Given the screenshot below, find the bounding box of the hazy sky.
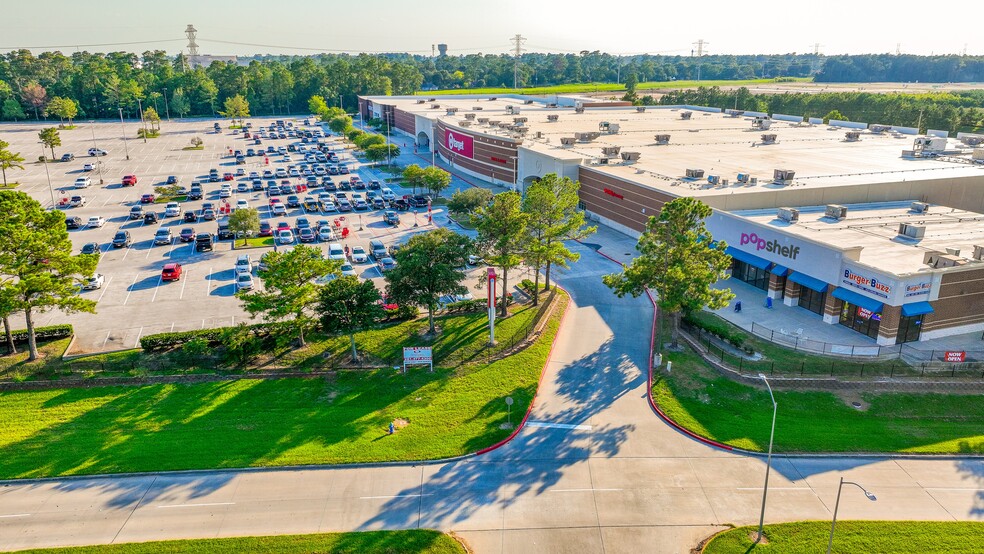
[2,0,980,57]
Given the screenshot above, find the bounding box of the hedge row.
[8,324,74,344]
[444,299,486,314]
[140,328,225,351]
[683,313,748,350]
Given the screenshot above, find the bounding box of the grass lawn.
[0,182,20,189]
[233,236,275,248]
[153,195,188,204]
[417,78,811,96]
[0,292,567,478]
[182,145,205,150]
[702,521,984,553]
[14,530,464,554]
[654,347,984,454]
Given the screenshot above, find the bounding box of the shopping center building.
[359,93,984,344]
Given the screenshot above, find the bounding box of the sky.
[2,0,981,57]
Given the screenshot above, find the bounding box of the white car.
[327,242,345,261]
[237,182,249,193]
[271,203,287,216]
[82,273,105,290]
[88,148,107,156]
[322,200,337,212]
[236,199,249,211]
[275,168,287,178]
[235,254,252,275]
[74,176,91,189]
[249,171,260,179]
[219,185,232,198]
[82,163,95,172]
[317,226,335,242]
[235,273,254,291]
[164,202,181,217]
[288,169,300,178]
[86,216,105,228]
[339,262,357,277]
[380,187,396,201]
[349,245,368,263]
[283,154,292,162]
[277,229,294,245]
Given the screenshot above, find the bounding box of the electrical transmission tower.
[185,25,199,56]
[692,39,708,81]
[511,34,526,89]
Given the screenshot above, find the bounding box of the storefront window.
[732,260,770,291]
[839,303,881,340]
[896,314,922,344]
[797,287,825,316]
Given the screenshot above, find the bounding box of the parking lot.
[2,116,492,354]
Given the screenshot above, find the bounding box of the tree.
[328,114,353,134]
[20,82,47,120]
[525,174,596,293]
[0,283,18,355]
[308,95,328,115]
[45,97,78,127]
[170,88,190,118]
[219,94,250,127]
[365,143,399,163]
[2,98,26,121]
[474,191,528,317]
[385,228,473,334]
[38,128,60,161]
[228,207,260,246]
[0,191,97,360]
[354,133,385,150]
[402,164,426,193]
[0,140,26,187]
[448,187,492,215]
[317,276,384,362]
[602,197,734,346]
[422,166,452,198]
[143,106,161,131]
[823,109,846,123]
[237,245,338,347]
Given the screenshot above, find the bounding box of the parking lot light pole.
[827,478,876,554]
[39,142,55,208]
[118,108,130,160]
[163,87,171,121]
[755,373,777,543]
[89,121,105,184]
[137,98,147,143]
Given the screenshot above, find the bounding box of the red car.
[276,221,291,233]
[258,222,273,237]
[140,193,155,203]
[122,174,138,186]
[161,263,183,282]
[223,173,234,181]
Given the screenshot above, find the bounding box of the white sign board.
[403,346,433,373]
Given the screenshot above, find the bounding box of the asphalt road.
[0,229,981,553]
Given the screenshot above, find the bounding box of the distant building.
[187,55,242,68]
[437,44,448,57]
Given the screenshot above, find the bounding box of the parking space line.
[205,267,212,296]
[179,271,189,299]
[122,274,139,305]
[145,242,155,259]
[102,330,112,348]
[121,244,132,262]
[170,322,175,332]
[133,326,143,348]
[150,275,163,302]
[96,275,113,303]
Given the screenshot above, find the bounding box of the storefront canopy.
[832,287,884,313]
[788,271,828,292]
[901,301,934,317]
[771,265,790,277]
[725,247,773,270]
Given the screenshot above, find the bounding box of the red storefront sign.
[491,156,507,164]
[603,188,624,199]
[445,129,474,158]
[944,351,966,362]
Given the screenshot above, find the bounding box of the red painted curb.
[474,285,571,457]
[581,239,735,452]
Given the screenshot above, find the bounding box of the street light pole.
[40,144,55,209]
[137,98,147,143]
[163,87,171,121]
[827,477,876,554]
[755,373,777,543]
[386,117,391,166]
[89,121,104,184]
[118,107,130,160]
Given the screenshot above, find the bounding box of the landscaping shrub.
[445,299,485,314]
[683,312,745,349]
[221,324,264,366]
[140,328,224,351]
[9,324,74,344]
[519,279,537,295]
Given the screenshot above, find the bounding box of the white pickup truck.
[69,195,87,207]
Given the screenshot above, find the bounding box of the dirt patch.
[834,390,869,411]
[749,531,769,545]
[393,418,410,429]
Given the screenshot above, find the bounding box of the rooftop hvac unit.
[777,207,799,223]
[654,134,670,144]
[946,247,961,256]
[416,99,426,104]
[620,151,641,162]
[431,104,441,109]
[513,117,528,124]
[845,131,861,141]
[962,136,984,146]
[750,177,758,185]
[924,252,962,268]
[575,106,585,114]
[637,106,647,113]
[597,157,609,165]
[515,127,529,135]
[910,201,930,214]
[547,114,559,122]
[870,124,892,133]
[534,131,543,139]
[472,106,484,111]
[599,121,611,131]
[498,122,511,129]
[446,108,458,115]
[488,120,500,126]
[685,168,705,179]
[680,111,692,119]
[506,105,520,114]
[707,175,720,185]
[914,136,947,153]
[774,169,796,183]
[546,102,558,108]
[459,120,472,127]
[736,173,750,183]
[427,98,437,101]
[721,178,729,186]
[761,133,777,144]
[825,204,848,220]
[464,113,476,120]
[560,137,576,146]
[576,131,601,142]
[601,146,622,156]
[753,117,772,129]
[973,245,984,261]
[524,99,534,105]
[488,97,497,101]
[477,117,489,124]
[725,109,745,118]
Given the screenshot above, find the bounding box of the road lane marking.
[527,421,593,431]
[0,514,31,518]
[359,494,432,500]
[122,274,139,305]
[736,487,812,491]
[156,502,235,509]
[549,488,622,493]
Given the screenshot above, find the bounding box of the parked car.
[69,195,87,207]
[183,210,198,223]
[66,216,83,229]
[121,174,138,186]
[217,220,234,240]
[327,242,345,261]
[179,227,196,242]
[349,245,368,263]
[235,254,252,275]
[164,202,181,217]
[112,230,132,248]
[74,176,91,189]
[258,221,273,237]
[88,148,107,156]
[82,163,95,172]
[128,205,143,219]
[235,272,255,291]
[86,216,106,228]
[60,153,75,162]
[140,193,155,203]
[195,233,214,252]
[276,229,294,245]
[377,257,397,272]
[298,227,316,243]
[154,228,172,245]
[161,263,183,282]
[383,210,400,226]
[317,226,335,242]
[83,273,105,290]
[165,175,179,184]
[144,211,159,225]
[380,187,396,201]
[271,203,287,216]
[80,242,100,256]
[187,184,203,200]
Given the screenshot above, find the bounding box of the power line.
[511,34,526,88]
[198,38,435,54]
[0,39,183,50]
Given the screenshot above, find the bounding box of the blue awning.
[771,265,790,277]
[901,301,934,317]
[788,271,828,293]
[725,247,773,270]
[832,287,884,313]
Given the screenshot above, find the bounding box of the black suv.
[408,195,431,208]
[112,230,132,248]
[187,185,203,200]
[65,216,83,229]
[216,220,234,240]
[144,211,159,225]
[195,233,214,252]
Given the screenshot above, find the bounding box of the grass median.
[13,530,465,554]
[654,347,984,453]
[417,78,811,96]
[0,292,567,479]
[701,521,984,553]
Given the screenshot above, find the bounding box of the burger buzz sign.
[403,346,433,373]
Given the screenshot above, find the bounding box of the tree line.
[1,49,982,122]
[657,87,984,134]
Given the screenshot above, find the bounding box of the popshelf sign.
[403,346,433,373]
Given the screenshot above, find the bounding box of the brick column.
[783,280,800,306]
[767,274,784,300]
[822,292,841,324]
[876,304,902,346]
